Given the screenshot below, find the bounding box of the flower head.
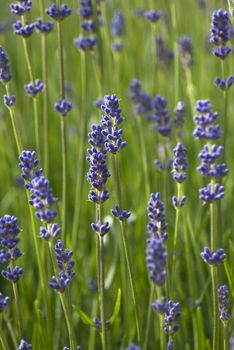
[147,193,167,241]
[218,285,230,322]
[17,339,32,350]
[151,96,171,137]
[172,143,188,183]
[54,99,72,116]
[146,237,167,285]
[24,79,44,97]
[10,1,32,15]
[0,292,10,312]
[13,20,34,37]
[46,4,72,21]
[0,46,12,84]
[200,247,226,265]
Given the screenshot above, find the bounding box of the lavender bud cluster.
[112,205,131,222]
[129,79,152,117]
[24,79,45,98]
[152,298,181,346]
[200,247,226,265]
[17,339,32,350]
[193,100,227,203]
[210,9,231,60]
[146,237,167,285]
[101,94,127,154]
[10,1,32,16]
[111,10,125,52]
[45,4,72,21]
[0,46,13,84]
[218,285,231,322]
[144,10,161,23]
[74,0,98,52]
[150,95,171,137]
[0,292,10,312]
[156,35,174,69]
[49,240,75,293]
[0,215,24,283]
[147,192,167,241]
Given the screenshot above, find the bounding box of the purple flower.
[28,175,57,223]
[74,36,97,51]
[172,143,188,183]
[213,46,231,60]
[152,296,167,314]
[19,150,40,182]
[151,95,171,137]
[39,224,61,241]
[54,99,72,116]
[112,205,131,221]
[146,237,167,285]
[144,10,161,23]
[147,193,167,241]
[218,285,230,321]
[10,1,32,15]
[91,221,110,236]
[17,339,32,350]
[0,292,10,312]
[35,18,54,34]
[50,240,75,293]
[164,301,181,335]
[87,124,110,192]
[45,4,72,21]
[111,10,125,37]
[172,195,186,209]
[210,9,231,45]
[193,100,221,140]
[2,265,24,282]
[24,79,44,97]
[200,247,226,265]
[199,183,224,203]
[13,20,34,38]
[214,76,234,91]
[156,35,174,68]
[101,94,127,154]
[197,144,228,177]
[3,95,16,107]
[178,36,194,68]
[0,46,12,84]
[129,79,152,116]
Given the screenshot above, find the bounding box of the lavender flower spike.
[54,99,72,117]
[112,205,131,221]
[218,285,231,321]
[45,4,72,21]
[164,301,181,335]
[0,46,12,84]
[146,237,167,285]
[147,192,167,241]
[172,143,188,183]
[0,292,10,312]
[101,94,127,154]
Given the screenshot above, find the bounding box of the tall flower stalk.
[11,2,41,160]
[101,95,142,344]
[46,2,72,239]
[193,100,228,350]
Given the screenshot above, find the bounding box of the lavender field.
[0,0,234,349]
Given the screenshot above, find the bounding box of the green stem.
[120,222,142,345]
[172,183,182,298]
[95,200,107,350]
[0,315,8,350]
[171,3,179,105]
[88,298,98,350]
[21,31,41,159]
[59,293,77,350]
[61,118,67,238]
[72,52,86,244]
[223,323,228,350]
[41,34,49,174]
[156,287,166,350]
[210,267,219,350]
[143,285,154,350]
[135,116,151,200]
[98,235,108,350]
[5,85,22,154]
[185,67,195,114]
[11,280,23,339]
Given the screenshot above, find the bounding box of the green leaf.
[72,305,95,327]
[109,288,121,325]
